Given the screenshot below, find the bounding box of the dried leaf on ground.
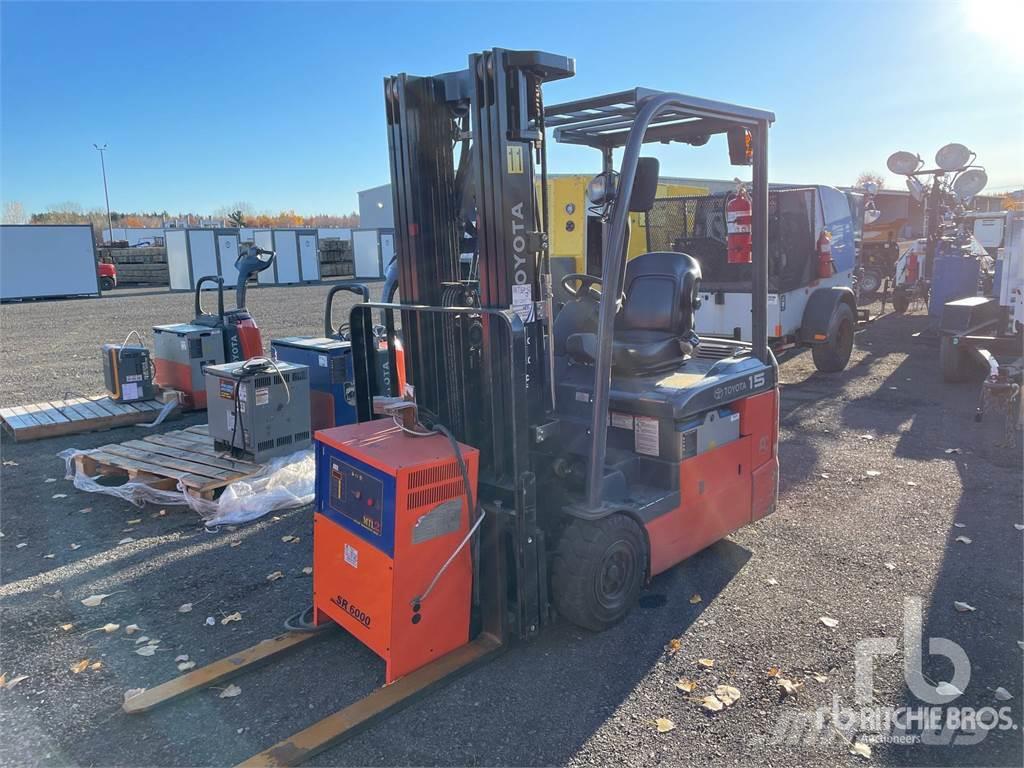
[935,682,962,697]
[134,636,150,645]
[689,593,702,604]
[301,567,313,576]
[178,661,197,672]
[52,493,67,499]
[994,687,1013,701]
[60,623,74,631]
[126,519,141,525]
[858,434,875,441]
[42,554,55,559]
[81,593,116,607]
[884,562,896,570]
[125,624,140,635]
[281,535,299,543]
[70,543,81,550]
[174,654,189,663]
[101,623,119,633]
[221,612,242,625]
[766,577,779,586]
[654,717,675,733]
[944,448,962,454]
[777,678,803,698]
[1014,524,1024,531]
[230,541,242,548]
[865,470,881,478]
[666,638,682,655]
[698,658,715,668]
[675,677,697,693]
[767,666,781,678]
[850,742,872,759]
[953,601,976,612]
[135,645,157,657]
[267,571,285,582]
[178,603,193,613]
[955,535,972,544]
[715,685,741,706]
[219,683,242,699]
[819,472,830,479]
[701,695,724,712]
[5,674,28,689]
[89,662,102,671]
[811,673,828,683]
[45,478,57,483]
[70,659,90,674]
[16,543,27,549]
[953,523,966,528]
[820,616,839,628]
[117,538,134,545]
[205,617,215,626]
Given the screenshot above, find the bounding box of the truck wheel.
[812,303,855,373]
[940,336,972,383]
[100,276,115,292]
[892,288,910,315]
[552,513,646,632]
[860,268,882,295]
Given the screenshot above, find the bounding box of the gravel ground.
[0,290,1021,768]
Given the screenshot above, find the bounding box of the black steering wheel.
[561,273,603,302]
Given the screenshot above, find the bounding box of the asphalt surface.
[0,287,1021,768]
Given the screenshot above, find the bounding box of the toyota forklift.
[126,50,779,765]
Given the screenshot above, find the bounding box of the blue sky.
[2,1,1021,217]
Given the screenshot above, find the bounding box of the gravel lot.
[0,288,1021,768]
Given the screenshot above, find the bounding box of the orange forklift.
[125,49,779,766]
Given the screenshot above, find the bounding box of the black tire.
[552,513,646,632]
[811,302,855,373]
[892,288,910,315]
[100,276,115,292]
[860,268,882,295]
[939,336,971,383]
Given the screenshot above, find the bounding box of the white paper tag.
[634,416,660,456]
[255,387,269,406]
[575,391,590,403]
[511,284,535,322]
[611,411,634,430]
[318,354,328,368]
[226,411,235,431]
[344,543,358,568]
[122,382,140,400]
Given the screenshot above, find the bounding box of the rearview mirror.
[727,127,753,166]
[629,157,660,212]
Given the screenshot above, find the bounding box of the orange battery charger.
[313,419,478,683]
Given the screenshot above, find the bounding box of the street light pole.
[93,143,113,244]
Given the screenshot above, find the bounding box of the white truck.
[645,185,862,372]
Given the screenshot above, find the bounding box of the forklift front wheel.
[100,276,115,292]
[552,514,646,632]
[811,303,855,373]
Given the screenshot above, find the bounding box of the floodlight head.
[887,151,922,175]
[863,181,879,195]
[906,177,925,202]
[935,143,971,172]
[952,168,988,201]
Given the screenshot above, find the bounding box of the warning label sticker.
[344,543,358,568]
[634,416,660,456]
[255,387,269,406]
[219,380,234,400]
[511,284,534,322]
[318,354,328,368]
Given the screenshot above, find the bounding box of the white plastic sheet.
[59,448,315,526]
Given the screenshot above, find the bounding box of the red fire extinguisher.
[817,230,835,279]
[726,187,752,264]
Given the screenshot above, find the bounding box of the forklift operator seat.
[566,251,702,375]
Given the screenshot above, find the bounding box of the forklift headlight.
[587,172,616,205]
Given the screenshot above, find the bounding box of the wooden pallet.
[73,424,264,500]
[0,396,173,443]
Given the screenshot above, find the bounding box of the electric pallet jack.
[152,245,275,408]
[126,50,780,767]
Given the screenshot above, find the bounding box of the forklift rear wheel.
[811,303,855,373]
[939,336,972,383]
[552,514,646,632]
[100,277,115,292]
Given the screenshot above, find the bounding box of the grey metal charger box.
[204,360,311,463]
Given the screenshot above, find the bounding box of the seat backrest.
[618,251,702,336]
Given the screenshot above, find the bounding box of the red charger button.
[366,498,375,507]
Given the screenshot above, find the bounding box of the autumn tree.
[2,201,26,224]
[855,172,885,190]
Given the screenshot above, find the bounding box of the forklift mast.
[384,50,573,466]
